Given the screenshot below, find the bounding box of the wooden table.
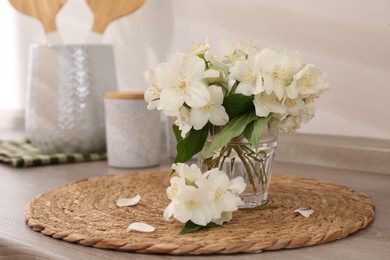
[1,158,389,259]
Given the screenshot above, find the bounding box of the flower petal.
[208,85,224,105]
[294,208,314,218]
[204,69,220,79]
[190,108,209,130]
[259,48,278,72]
[273,81,285,101]
[158,88,184,112]
[218,38,235,56]
[191,206,213,226]
[154,62,175,89]
[185,82,210,108]
[116,195,141,207]
[253,98,271,117]
[228,177,246,194]
[127,222,155,232]
[212,211,233,225]
[163,202,175,220]
[209,106,229,126]
[182,55,205,81]
[235,82,255,96]
[286,82,299,99]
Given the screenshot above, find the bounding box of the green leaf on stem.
[223,94,254,118]
[207,111,258,154]
[243,116,271,150]
[180,220,221,234]
[174,124,210,163]
[172,124,183,143]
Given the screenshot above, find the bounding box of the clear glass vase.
[198,122,278,208]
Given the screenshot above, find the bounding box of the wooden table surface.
[1,158,389,260]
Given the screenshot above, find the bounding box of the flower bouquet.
[144,38,328,232]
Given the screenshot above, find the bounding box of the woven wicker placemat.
[25,171,375,255]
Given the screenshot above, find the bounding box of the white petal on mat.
[127,222,155,232]
[294,208,314,218]
[116,195,141,207]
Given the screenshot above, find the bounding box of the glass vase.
[198,122,278,208]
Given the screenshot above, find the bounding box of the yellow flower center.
[189,42,205,54]
[202,104,213,112]
[285,99,297,109]
[239,40,260,52]
[214,187,225,202]
[151,83,160,95]
[175,75,189,92]
[272,64,287,79]
[260,95,274,104]
[243,73,257,84]
[167,183,179,199]
[298,74,315,92]
[187,199,198,209]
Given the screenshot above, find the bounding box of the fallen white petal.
[116,195,141,207]
[294,208,314,218]
[127,222,155,232]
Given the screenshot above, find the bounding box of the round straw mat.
[25,171,375,255]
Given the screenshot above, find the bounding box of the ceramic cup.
[25,44,118,154]
[104,92,160,168]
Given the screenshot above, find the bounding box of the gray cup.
[25,44,118,154]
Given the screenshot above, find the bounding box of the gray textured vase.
[25,45,117,154]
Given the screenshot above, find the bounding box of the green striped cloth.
[0,139,106,167]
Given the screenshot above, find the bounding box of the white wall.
[1,0,389,139]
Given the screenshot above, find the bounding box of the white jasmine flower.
[190,85,229,130]
[196,168,243,219]
[279,115,301,133]
[164,174,186,221]
[174,107,192,138]
[253,93,286,117]
[259,48,302,100]
[212,211,233,225]
[283,98,307,117]
[188,37,210,56]
[287,64,328,98]
[218,38,236,58]
[144,70,161,110]
[218,38,246,64]
[172,163,202,185]
[238,40,261,54]
[229,52,264,96]
[166,176,185,200]
[205,52,230,77]
[204,52,230,87]
[155,53,210,112]
[301,98,317,123]
[173,185,213,226]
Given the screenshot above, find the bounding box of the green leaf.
[243,116,271,150]
[180,221,202,234]
[223,94,254,118]
[205,222,221,228]
[174,124,210,163]
[207,111,258,154]
[172,124,183,143]
[180,220,221,234]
